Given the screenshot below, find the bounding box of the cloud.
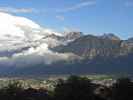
[63,27,81,32]
[0,1,96,15]
[56,15,65,21]
[0,12,81,67]
[0,44,80,67]
[0,7,37,14]
[56,0,96,13]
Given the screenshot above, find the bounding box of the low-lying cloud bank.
[0,12,80,68]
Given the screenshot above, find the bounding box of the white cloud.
[0,1,96,15]
[0,43,80,67]
[56,15,65,21]
[0,12,80,67]
[56,0,96,13]
[0,12,40,40]
[0,7,37,14]
[63,27,81,32]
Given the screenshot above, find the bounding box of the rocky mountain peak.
[100,33,120,41]
[64,32,83,40]
[127,37,133,42]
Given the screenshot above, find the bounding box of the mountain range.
[0,12,133,76]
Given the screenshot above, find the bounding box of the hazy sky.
[0,0,133,39]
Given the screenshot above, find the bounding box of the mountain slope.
[1,34,133,76]
[0,12,133,76]
[53,35,124,59]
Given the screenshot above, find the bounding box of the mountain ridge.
[0,33,133,76]
[0,12,133,76]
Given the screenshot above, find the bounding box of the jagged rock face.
[127,37,133,42]
[42,32,83,48]
[119,38,133,55]
[64,32,83,40]
[54,35,133,60]
[100,33,121,41]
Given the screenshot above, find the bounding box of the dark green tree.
[0,80,24,100]
[112,78,133,100]
[54,75,95,100]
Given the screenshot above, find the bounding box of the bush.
[0,76,133,100]
[0,80,50,100]
[112,78,133,100]
[53,75,96,100]
[0,80,24,100]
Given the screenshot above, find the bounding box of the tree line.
[0,76,133,100]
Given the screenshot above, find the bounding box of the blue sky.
[0,0,133,39]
